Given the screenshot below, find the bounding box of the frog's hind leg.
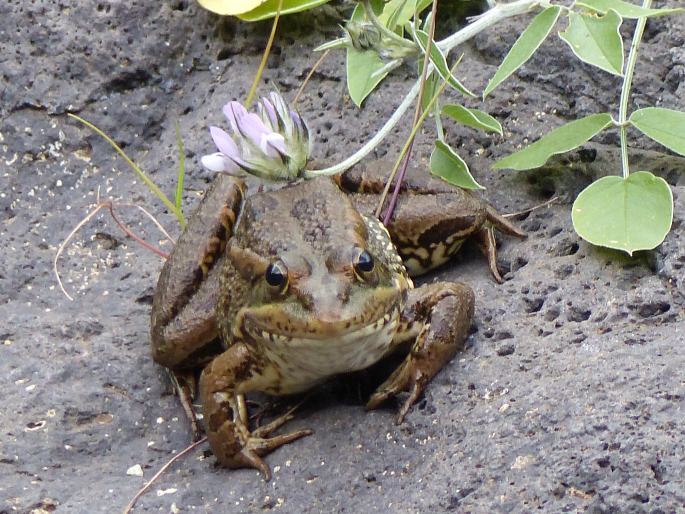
[484,203,527,239]
[367,282,475,423]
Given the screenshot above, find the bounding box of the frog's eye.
[353,249,375,274]
[265,261,288,290]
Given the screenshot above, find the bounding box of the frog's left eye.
[353,249,375,274]
[265,261,288,290]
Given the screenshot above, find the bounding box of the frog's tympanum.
[150,162,524,479]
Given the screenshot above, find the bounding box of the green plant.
[306,0,683,254]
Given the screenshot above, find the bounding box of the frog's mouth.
[239,301,402,344]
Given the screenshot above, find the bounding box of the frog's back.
[236,177,367,259]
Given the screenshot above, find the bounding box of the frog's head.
[227,178,410,349]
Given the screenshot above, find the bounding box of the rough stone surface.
[1,1,683,513]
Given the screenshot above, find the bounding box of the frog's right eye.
[265,261,288,290]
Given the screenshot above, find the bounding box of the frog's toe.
[252,401,307,438]
[366,360,427,423]
[249,429,314,454]
[227,447,273,480]
[221,430,313,480]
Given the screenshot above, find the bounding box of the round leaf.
[572,171,673,255]
[198,0,267,15]
[198,0,330,20]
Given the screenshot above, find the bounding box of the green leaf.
[559,10,624,76]
[572,171,673,254]
[430,140,484,190]
[576,0,684,19]
[237,0,331,21]
[381,0,430,31]
[346,48,391,107]
[483,6,562,98]
[344,2,392,106]
[441,104,502,135]
[382,0,412,31]
[412,28,475,98]
[630,107,685,156]
[494,113,613,170]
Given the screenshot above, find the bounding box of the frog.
[150,163,524,479]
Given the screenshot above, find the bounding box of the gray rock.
[1,2,683,513]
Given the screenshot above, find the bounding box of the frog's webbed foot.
[224,425,313,480]
[199,344,312,480]
[367,282,475,423]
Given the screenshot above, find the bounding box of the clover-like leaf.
[494,113,613,170]
[572,172,673,255]
[483,6,562,98]
[576,0,683,19]
[442,104,502,135]
[630,107,685,156]
[559,10,624,76]
[411,28,475,98]
[430,140,483,190]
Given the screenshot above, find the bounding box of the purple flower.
[201,92,311,180]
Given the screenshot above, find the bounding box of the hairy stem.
[619,0,652,179]
[307,0,543,176]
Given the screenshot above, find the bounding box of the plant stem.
[436,0,540,55]
[68,114,186,228]
[307,0,543,176]
[379,0,439,224]
[305,79,421,176]
[618,0,651,179]
[245,0,283,107]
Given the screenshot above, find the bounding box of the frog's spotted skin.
[150,166,521,479]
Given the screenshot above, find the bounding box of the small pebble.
[126,464,143,477]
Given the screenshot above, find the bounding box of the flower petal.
[201,152,239,173]
[209,126,240,159]
[259,97,279,131]
[260,132,287,158]
[236,112,273,148]
[223,101,248,134]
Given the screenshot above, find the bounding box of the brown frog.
[150,163,524,479]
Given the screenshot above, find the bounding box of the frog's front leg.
[199,343,313,479]
[367,282,475,423]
